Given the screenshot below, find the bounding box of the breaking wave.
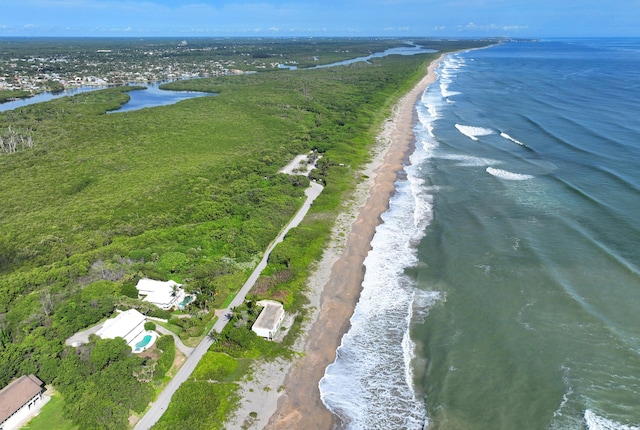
[486,166,535,180]
[500,131,527,146]
[585,410,640,430]
[455,124,494,141]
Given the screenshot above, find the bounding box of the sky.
[1,0,638,38]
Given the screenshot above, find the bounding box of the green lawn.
[22,392,77,430]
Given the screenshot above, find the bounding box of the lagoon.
[2,43,436,112]
[0,85,105,112]
[279,43,437,70]
[0,82,213,113]
[106,83,214,113]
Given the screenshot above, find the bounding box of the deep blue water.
[320,38,640,430]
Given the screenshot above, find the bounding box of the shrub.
[121,282,139,299]
[191,352,238,381]
[146,307,172,320]
[154,335,175,381]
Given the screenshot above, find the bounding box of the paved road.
[65,321,104,346]
[154,325,194,357]
[134,181,323,430]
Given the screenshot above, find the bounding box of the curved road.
[135,181,323,430]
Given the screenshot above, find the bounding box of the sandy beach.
[227,54,446,430]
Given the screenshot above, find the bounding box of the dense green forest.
[0,38,492,428]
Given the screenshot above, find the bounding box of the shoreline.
[227,53,447,430]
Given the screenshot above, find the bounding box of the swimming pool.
[135,335,152,349]
[179,296,193,307]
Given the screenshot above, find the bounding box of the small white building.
[251,300,285,340]
[96,309,146,347]
[135,278,184,310]
[0,375,46,430]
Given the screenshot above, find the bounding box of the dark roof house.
[0,375,45,430]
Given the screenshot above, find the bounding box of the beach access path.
[134,180,323,430]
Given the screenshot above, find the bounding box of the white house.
[135,278,184,310]
[251,300,285,340]
[96,309,146,347]
[0,375,46,430]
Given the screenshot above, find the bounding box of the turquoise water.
[135,334,153,349]
[179,296,193,307]
[320,39,640,429]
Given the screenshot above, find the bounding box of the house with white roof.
[135,278,184,310]
[96,309,146,347]
[251,300,285,341]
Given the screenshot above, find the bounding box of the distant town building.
[0,374,46,430]
[251,300,285,340]
[135,278,184,310]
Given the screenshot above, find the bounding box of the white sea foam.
[443,56,465,70]
[585,410,640,430]
[417,102,438,124]
[550,365,574,420]
[402,296,419,410]
[319,98,440,429]
[319,194,433,428]
[455,124,494,141]
[486,167,535,180]
[420,84,445,122]
[440,82,461,98]
[500,131,527,146]
[439,153,499,167]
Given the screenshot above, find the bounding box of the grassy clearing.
[22,392,77,430]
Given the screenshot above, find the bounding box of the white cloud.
[502,25,528,31]
[458,22,527,32]
[382,26,411,32]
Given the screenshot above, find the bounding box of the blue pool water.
[135,335,153,349]
[179,296,193,307]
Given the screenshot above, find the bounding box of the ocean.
[319,38,640,429]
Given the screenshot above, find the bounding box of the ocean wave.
[443,56,465,70]
[500,131,527,146]
[420,83,447,122]
[440,82,461,98]
[439,153,499,167]
[455,123,494,141]
[585,410,640,430]
[402,290,441,424]
[415,94,442,150]
[417,102,438,124]
[486,167,535,180]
